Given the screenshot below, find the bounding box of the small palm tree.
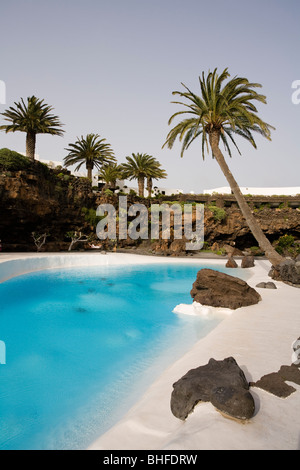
[163,68,284,266]
[0,95,64,160]
[146,161,167,197]
[64,133,115,180]
[121,153,158,197]
[98,163,124,191]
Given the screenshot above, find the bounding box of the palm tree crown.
[0,95,64,160]
[145,161,167,197]
[98,163,124,191]
[163,67,273,159]
[163,68,283,266]
[64,133,115,180]
[121,153,164,197]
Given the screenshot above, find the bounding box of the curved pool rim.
[0,252,236,283]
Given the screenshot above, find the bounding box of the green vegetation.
[98,163,124,190]
[259,203,270,210]
[81,207,99,227]
[0,96,64,160]
[64,133,115,180]
[163,67,284,266]
[144,161,167,197]
[274,234,300,257]
[121,153,167,198]
[103,188,114,196]
[0,148,31,171]
[0,147,51,177]
[207,205,227,222]
[275,234,296,255]
[249,246,262,255]
[0,84,298,260]
[278,201,290,209]
[199,241,226,256]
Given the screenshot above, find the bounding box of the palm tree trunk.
[86,162,93,181]
[138,176,145,197]
[209,130,284,266]
[26,131,36,160]
[147,177,153,197]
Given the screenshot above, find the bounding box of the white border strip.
[0,252,232,283]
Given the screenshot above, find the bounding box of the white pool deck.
[1,252,300,450]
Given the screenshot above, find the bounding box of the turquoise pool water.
[0,262,239,450]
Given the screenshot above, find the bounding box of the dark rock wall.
[0,168,95,251]
[0,170,299,252]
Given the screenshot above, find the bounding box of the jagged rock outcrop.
[256,281,277,289]
[0,166,95,251]
[0,167,299,252]
[241,255,255,268]
[171,357,255,421]
[204,206,300,249]
[142,205,300,256]
[226,256,238,268]
[269,259,300,287]
[190,268,261,309]
[251,364,300,398]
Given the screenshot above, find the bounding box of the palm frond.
[164,67,274,159]
[0,95,64,136]
[64,133,115,172]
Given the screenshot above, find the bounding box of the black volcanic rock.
[190,268,261,310]
[171,357,255,421]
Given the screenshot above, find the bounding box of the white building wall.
[203,186,300,196]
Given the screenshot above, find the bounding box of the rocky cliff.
[148,204,300,257]
[0,165,95,251]
[0,166,299,253]
[204,205,300,249]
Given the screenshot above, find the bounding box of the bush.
[34,160,51,177]
[250,246,261,254]
[207,205,227,222]
[0,148,52,178]
[129,189,137,196]
[104,188,114,196]
[0,148,31,171]
[275,234,295,254]
[82,207,102,226]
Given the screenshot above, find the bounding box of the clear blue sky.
[0,0,299,192]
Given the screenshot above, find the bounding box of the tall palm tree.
[163,68,284,266]
[64,133,115,180]
[121,153,158,197]
[146,161,167,197]
[0,95,64,160]
[98,162,124,191]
